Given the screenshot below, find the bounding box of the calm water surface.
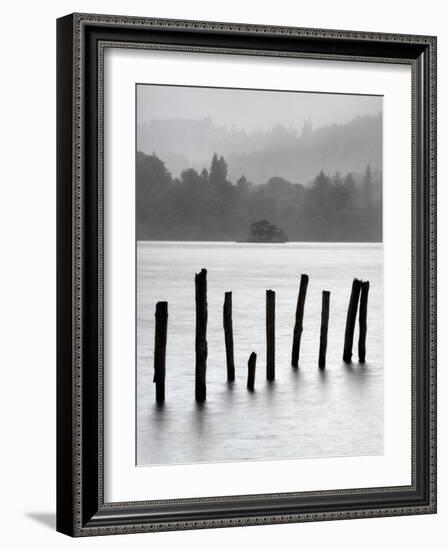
[137,241,383,465]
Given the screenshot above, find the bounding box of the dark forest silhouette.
[136,151,382,242]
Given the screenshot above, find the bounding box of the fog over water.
[135,85,384,467]
[137,241,383,466]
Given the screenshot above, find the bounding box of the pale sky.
[137,83,382,132]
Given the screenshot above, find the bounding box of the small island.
[246,220,289,243]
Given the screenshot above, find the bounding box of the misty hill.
[136,150,382,242]
[137,113,382,185]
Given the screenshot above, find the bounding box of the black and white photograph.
[136,84,384,466]
[53,8,437,540]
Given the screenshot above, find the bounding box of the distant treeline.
[138,113,382,184]
[136,151,382,242]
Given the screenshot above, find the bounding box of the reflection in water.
[192,402,206,438]
[318,368,328,383]
[137,242,383,466]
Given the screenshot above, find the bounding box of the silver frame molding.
[57,13,437,537]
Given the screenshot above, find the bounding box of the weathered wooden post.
[223,291,235,382]
[266,290,275,381]
[318,291,330,369]
[358,281,370,363]
[291,273,309,367]
[195,269,207,402]
[343,278,362,363]
[247,352,257,391]
[153,301,168,404]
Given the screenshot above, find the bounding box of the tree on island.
[248,220,288,243]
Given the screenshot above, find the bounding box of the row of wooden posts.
[153,269,370,404]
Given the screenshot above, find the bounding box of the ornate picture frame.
[57,13,437,536]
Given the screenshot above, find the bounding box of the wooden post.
[291,274,309,367]
[247,352,257,391]
[266,290,275,381]
[358,281,370,363]
[223,291,235,382]
[343,278,362,363]
[318,291,330,369]
[153,301,168,404]
[195,269,207,402]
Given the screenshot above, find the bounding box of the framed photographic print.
[56,13,437,536]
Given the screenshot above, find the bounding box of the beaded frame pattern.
[69,13,436,536]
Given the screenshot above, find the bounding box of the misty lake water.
[137,241,383,466]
